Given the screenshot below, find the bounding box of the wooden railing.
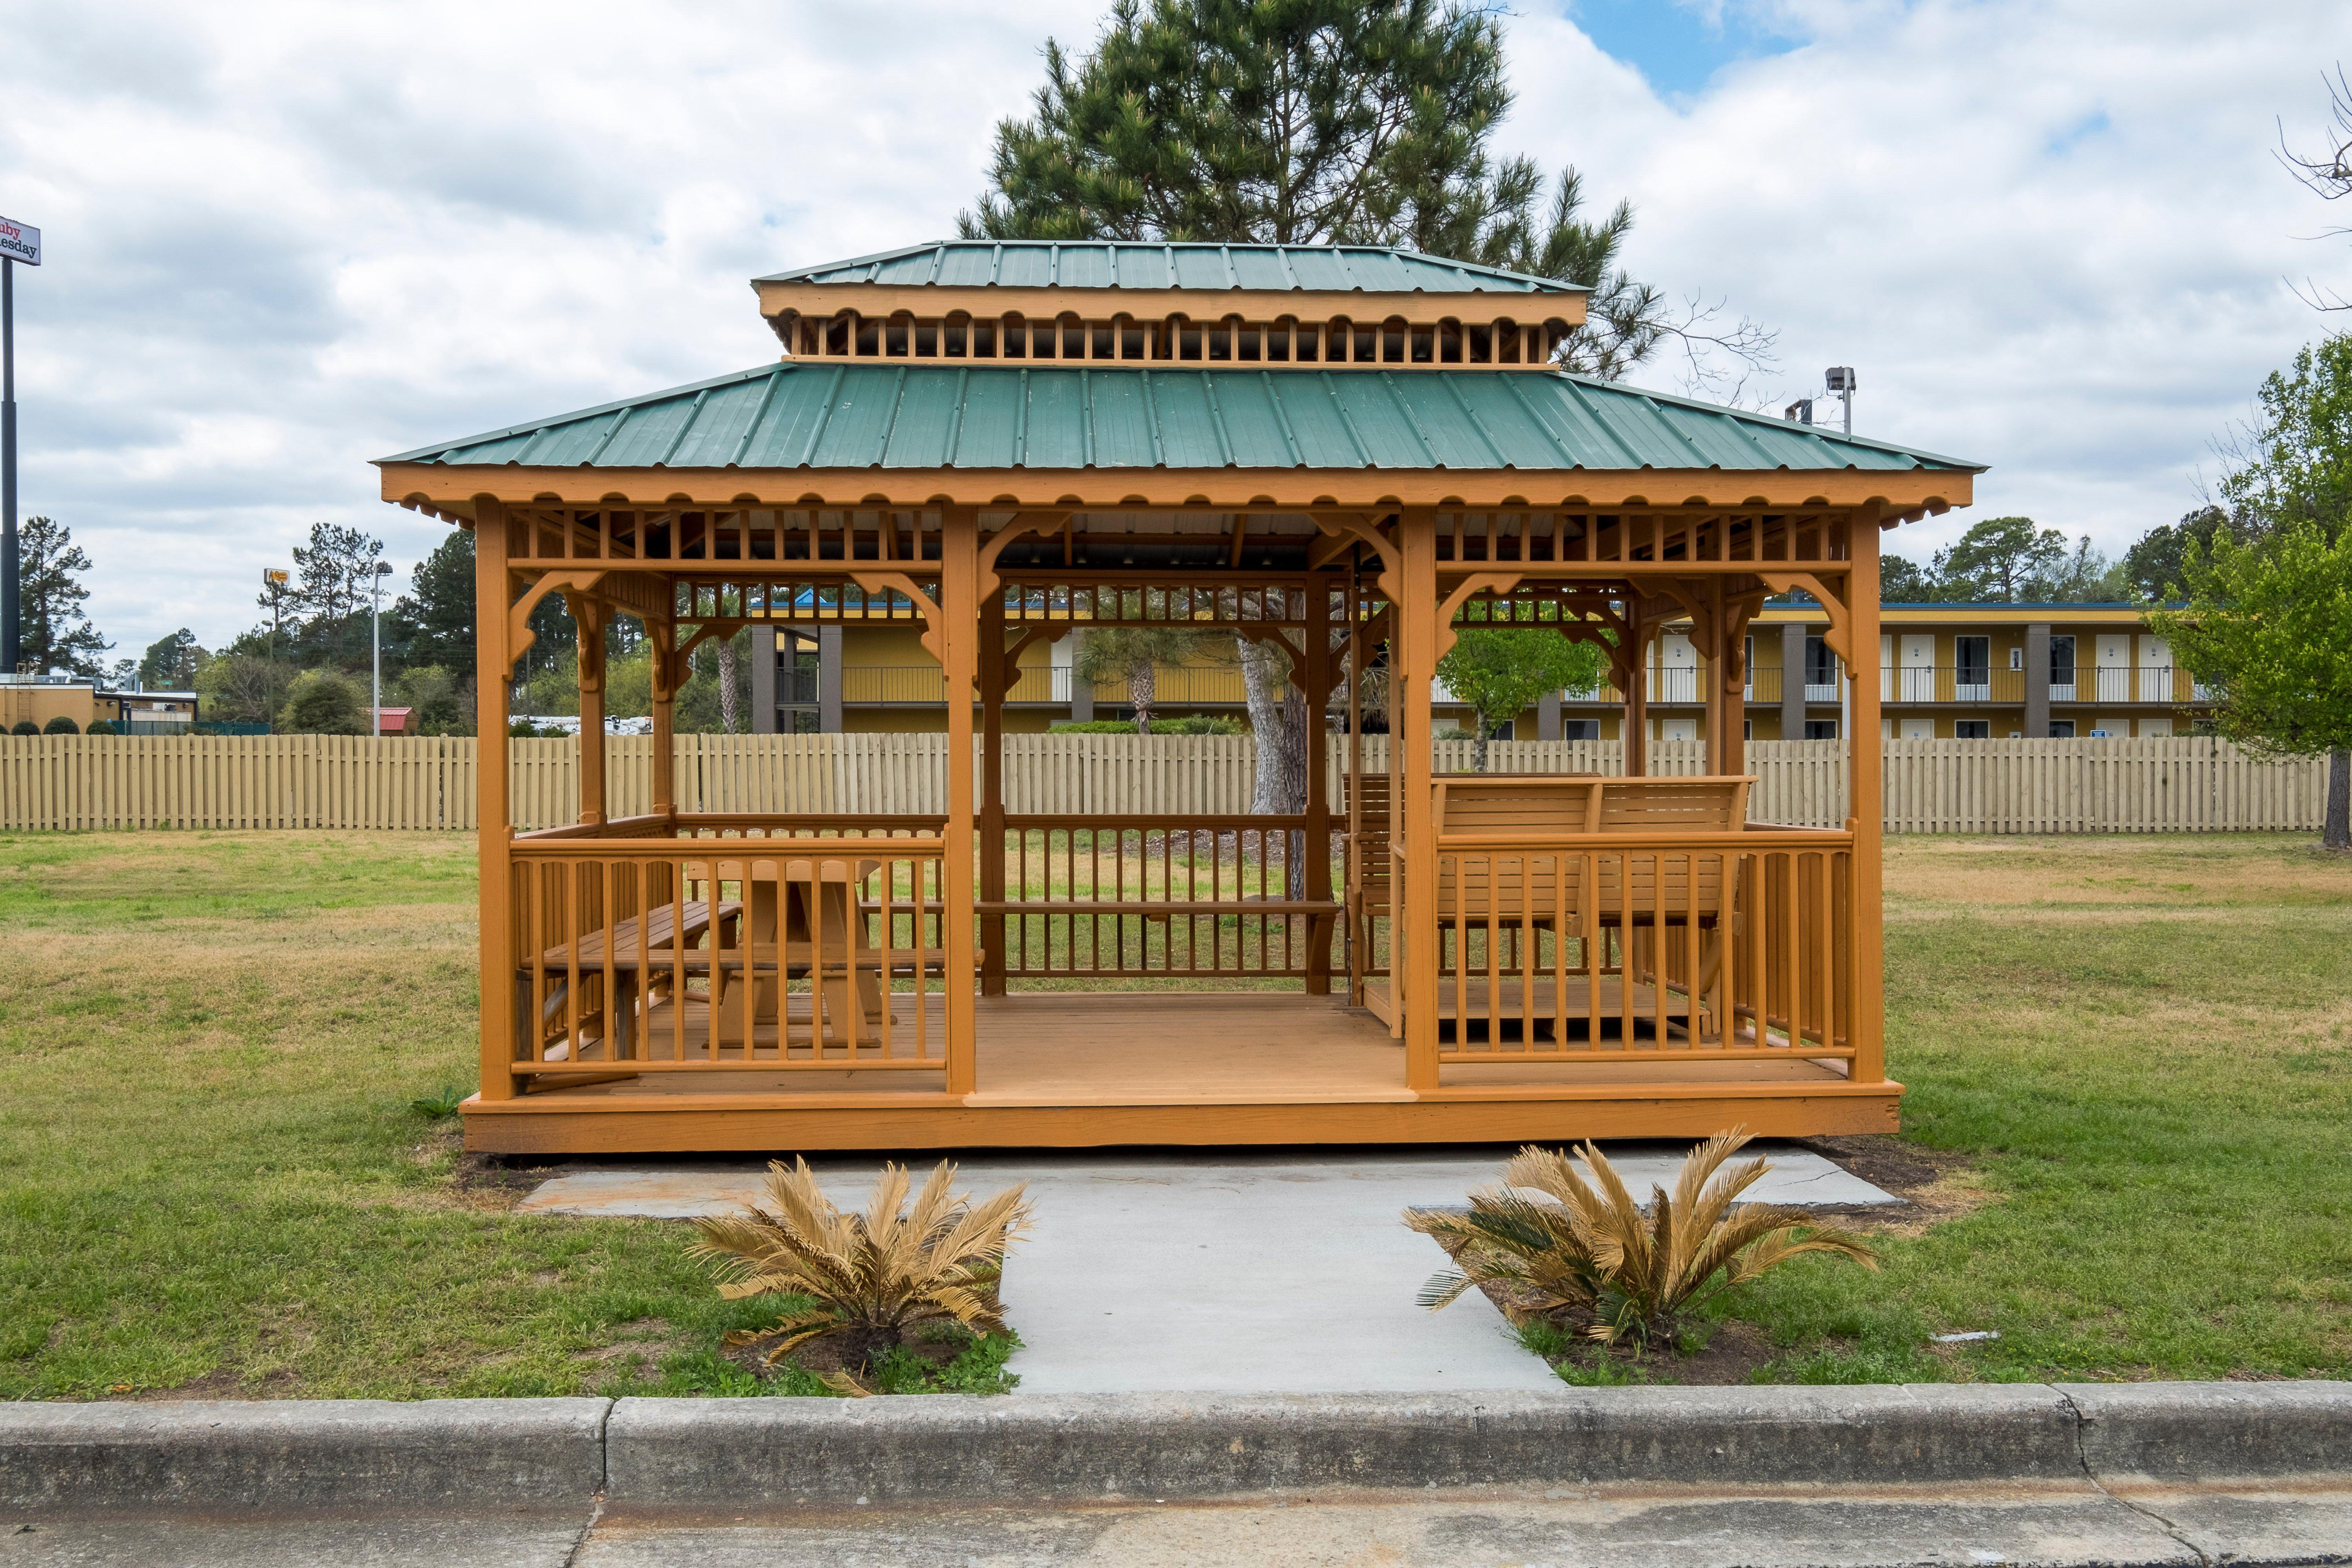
[1399,828,1856,1067]
[509,816,953,1077]
[985,815,1338,982]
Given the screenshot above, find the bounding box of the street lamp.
[370,561,393,737]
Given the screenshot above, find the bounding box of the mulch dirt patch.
[721,1327,967,1387]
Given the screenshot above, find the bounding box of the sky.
[0,0,2342,661]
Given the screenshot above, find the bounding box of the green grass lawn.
[0,829,2344,1397]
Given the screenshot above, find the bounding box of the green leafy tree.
[278,669,368,735]
[388,664,471,736]
[136,628,206,689]
[193,654,293,728]
[2151,520,2352,849]
[15,515,112,677]
[2121,506,2257,603]
[1436,611,1607,771]
[2219,336,2352,543]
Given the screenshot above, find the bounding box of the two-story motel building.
[751,601,2209,742]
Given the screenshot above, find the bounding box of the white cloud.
[1502,0,2340,564]
[0,0,2339,659]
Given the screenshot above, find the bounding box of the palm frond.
[1418,1129,1878,1354]
[688,1157,1033,1381]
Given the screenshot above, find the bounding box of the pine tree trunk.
[2327,748,2350,851]
[1239,635,1302,815]
[1130,661,1155,733]
[716,637,741,734]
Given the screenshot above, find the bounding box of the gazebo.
[376,240,1980,1154]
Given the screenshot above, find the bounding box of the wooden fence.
[0,733,2329,834]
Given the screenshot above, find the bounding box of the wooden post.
[1397,511,1441,1091]
[648,617,677,820]
[1345,551,1365,1007]
[1303,573,1333,995]
[940,508,980,1095]
[1622,625,1649,779]
[570,595,606,826]
[978,583,1007,997]
[1848,515,1886,1087]
[473,499,517,1103]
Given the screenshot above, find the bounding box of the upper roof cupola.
[753,240,1588,370]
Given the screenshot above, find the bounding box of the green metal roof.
[378,363,1980,475]
[757,241,1587,297]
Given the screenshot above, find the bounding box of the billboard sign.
[0,218,39,266]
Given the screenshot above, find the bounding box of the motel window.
[1804,637,1838,687]
[2047,720,2076,738]
[1804,720,1840,740]
[2049,635,2077,686]
[1560,719,1599,741]
[1955,720,1990,739]
[1955,637,1990,688]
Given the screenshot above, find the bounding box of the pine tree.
[959,0,1764,379]
[16,516,112,677]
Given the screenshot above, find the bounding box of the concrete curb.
[2,1383,2346,1516]
[603,1385,2083,1506]
[0,1399,608,1516]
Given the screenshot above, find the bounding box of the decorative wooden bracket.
[647,621,678,704]
[976,514,1062,603]
[506,570,606,677]
[851,571,947,664]
[567,594,606,696]
[1759,572,1853,666]
[1652,580,1718,660]
[1313,513,1402,606]
[1434,572,1525,662]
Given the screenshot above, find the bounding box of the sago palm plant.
[690,1157,1032,1394]
[1407,1128,1878,1354]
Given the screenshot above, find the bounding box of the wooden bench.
[522,897,737,1062]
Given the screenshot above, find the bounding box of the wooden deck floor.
[467,992,1898,1154]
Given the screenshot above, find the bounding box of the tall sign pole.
[0,217,39,676]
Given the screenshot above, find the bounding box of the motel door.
[1899,634,1935,703]
[2138,634,2172,702]
[2095,634,2130,704]
[1655,632,1697,704]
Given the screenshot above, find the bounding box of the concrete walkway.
[518,1146,1898,1395]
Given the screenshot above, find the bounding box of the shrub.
[83,720,114,736]
[11,720,38,737]
[690,1156,1031,1395]
[1049,714,1246,735]
[42,715,79,735]
[278,670,367,735]
[1407,1128,1878,1355]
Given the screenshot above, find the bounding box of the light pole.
[1825,367,1855,435]
[1,214,41,677]
[263,568,288,663]
[370,561,393,737]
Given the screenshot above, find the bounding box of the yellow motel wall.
[0,687,103,732]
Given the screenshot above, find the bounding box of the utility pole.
[0,215,40,677]
[370,561,392,736]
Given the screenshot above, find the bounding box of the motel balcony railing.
[842,666,1253,706]
[1878,666,2212,705]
